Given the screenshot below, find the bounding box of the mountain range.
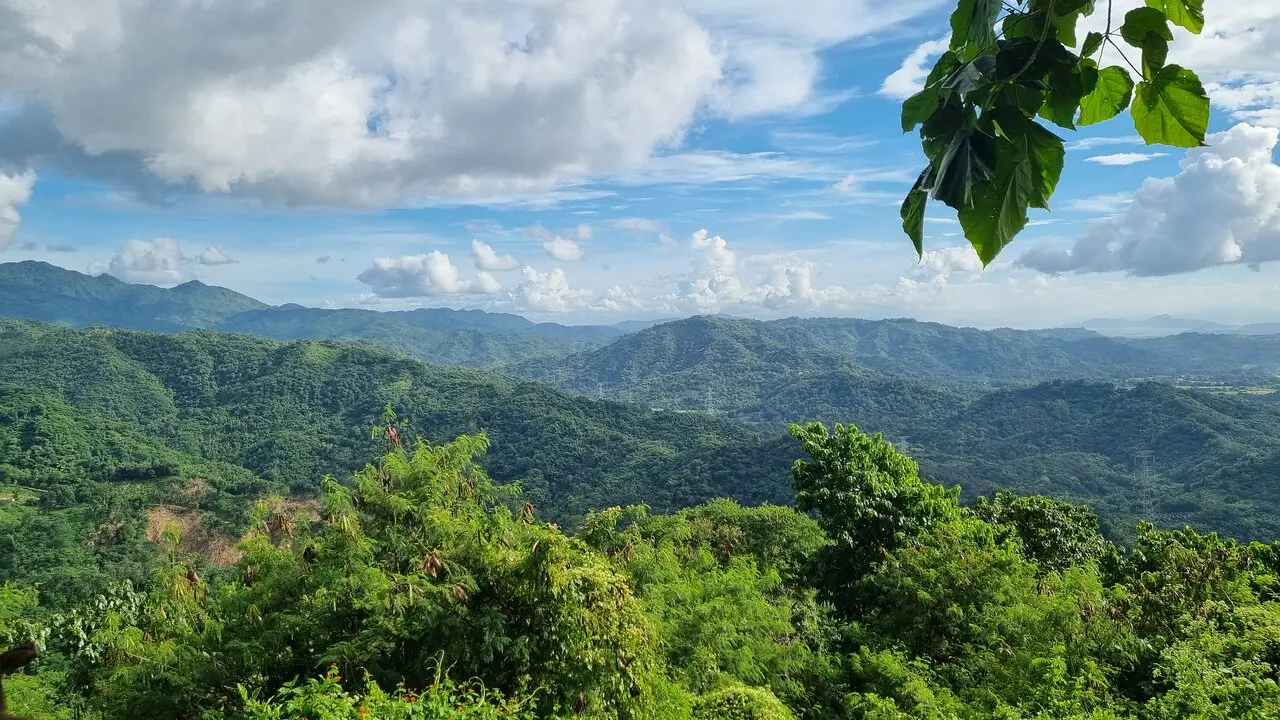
[7,261,1280,542]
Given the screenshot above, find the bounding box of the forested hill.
[510,314,1280,412]
[0,259,269,330]
[0,319,793,520]
[8,319,1280,541]
[0,261,623,366]
[8,260,1280,382]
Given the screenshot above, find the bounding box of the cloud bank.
[1020,124,1280,276]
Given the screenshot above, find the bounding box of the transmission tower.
[1133,450,1156,519]
[705,386,716,415]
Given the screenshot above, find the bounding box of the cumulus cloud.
[664,229,850,314]
[1085,152,1168,166]
[107,238,190,284]
[1019,123,1280,276]
[511,266,594,313]
[357,251,503,297]
[917,245,984,278]
[878,37,950,100]
[0,0,944,208]
[46,243,77,253]
[316,255,332,264]
[0,170,36,250]
[471,239,520,272]
[196,246,238,266]
[543,237,585,262]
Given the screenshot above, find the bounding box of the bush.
[693,686,795,720]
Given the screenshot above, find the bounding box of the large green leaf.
[901,173,929,256]
[1039,66,1085,129]
[959,138,1034,265]
[1120,7,1174,46]
[1131,64,1210,148]
[1079,66,1135,126]
[902,86,942,132]
[931,128,998,211]
[995,37,1075,82]
[921,96,969,158]
[950,0,1002,52]
[1145,0,1205,33]
[943,56,997,95]
[1080,31,1104,59]
[991,109,1065,209]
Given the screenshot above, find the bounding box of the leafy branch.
[899,0,1210,265]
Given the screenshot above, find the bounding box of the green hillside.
[219,305,607,367]
[0,261,268,330]
[513,315,1279,407]
[0,262,622,368]
[0,320,792,521]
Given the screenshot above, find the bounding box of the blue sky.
[3,0,1279,327]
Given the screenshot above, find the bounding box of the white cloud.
[1019,123,1280,277]
[0,0,724,207]
[0,170,36,250]
[664,229,851,313]
[196,246,238,266]
[1066,136,1144,151]
[1064,192,1134,214]
[1085,152,1168,166]
[107,238,190,284]
[543,236,585,262]
[746,209,831,221]
[357,251,502,297]
[878,37,950,100]
[610,150,839,186]
[614,217,664,232]
[470,239,520,272]
[0,0,947,209]
[917,245,983,278]
[1209,81,1280,128]
[833,175,862,193]
[511,266,594,313]
[475,271,503,294]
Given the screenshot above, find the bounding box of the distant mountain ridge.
[1078,314,1280,337]
[0,262,630,366]
[0,260,269,330]
[5,261,1280,380]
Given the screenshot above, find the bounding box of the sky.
[1,0,1279,328]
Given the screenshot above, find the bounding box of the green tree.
[972,490,1110,574]
[788,423,960,615]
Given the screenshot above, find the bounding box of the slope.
[0,320,794,520]
[0,260,268,330]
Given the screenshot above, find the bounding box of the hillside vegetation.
[5,424,1280,719]
[6,318,1280,545]
[0,320,793,523]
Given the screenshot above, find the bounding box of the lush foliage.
[0,320,793,524]
[901,0,1210,262]
[518,316,1280,541]
[6,423,1280,719]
